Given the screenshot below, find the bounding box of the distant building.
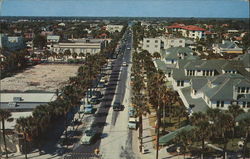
[212,40,243,54]
[142,37,185,54]
[106,25,124,33]
[167,24,206,39]
[58,22,66,27]
[227,30,239,33]
[47,35,60,43]
[0,92,57,112]
[0,34,25,51]
[50,38,107,55]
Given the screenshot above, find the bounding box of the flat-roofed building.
[106,25,124,33]
[51,42,104,55]
[47,35,60,43]
[0,92,57,111]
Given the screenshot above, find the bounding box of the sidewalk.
[139,114,186,159]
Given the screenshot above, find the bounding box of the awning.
[159,125,194,145]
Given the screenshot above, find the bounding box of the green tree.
[0,109,13,158]
[33,34,46,49]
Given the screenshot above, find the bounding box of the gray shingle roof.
[164,47,193,60]
[218,41,237,49]
[191,78,209,90]
[200,74,250,101]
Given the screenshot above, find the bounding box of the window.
[217,101,220,107]
[246,87,249,93]
[243,102,246,108]
[179,40,182,43]
[241,87,245,93]
[155,40,158,43]
[221,101,224,107]
[146,45,149,47]
[155,45,158,48]
[181,81,184,86]
[177,81,180,86]
[146,40,150,43]
[238,87,241,93]
[247,102,250,108]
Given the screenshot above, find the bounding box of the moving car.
[128,117,137,129]
[80,128,96,145]
[113,102,123,111]
[122,62,128,67]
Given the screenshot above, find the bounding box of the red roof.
[182,25,206,31]
[166,24,185,29]
[167,24,206,31]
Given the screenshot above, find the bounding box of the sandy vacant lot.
[1,64,79,92]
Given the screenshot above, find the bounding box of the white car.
[122,62,128,67]
[80,128,96,144]
[128,117,137,129]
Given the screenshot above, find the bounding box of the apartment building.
[167,24,206,39]
[142,37,185,54]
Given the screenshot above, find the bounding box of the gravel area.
[0,64,79,92]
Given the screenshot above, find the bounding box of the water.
[1,0,249,18]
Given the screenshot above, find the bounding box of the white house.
[212,40,243,54]
[191,74,250,111]
[106,25,124,33]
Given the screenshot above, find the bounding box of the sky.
[0,0,249,18]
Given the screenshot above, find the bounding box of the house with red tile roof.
[167,24,207,39]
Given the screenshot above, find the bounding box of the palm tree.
[190,112,212,158]
[132,94,150,152]
[218,113,234,159]
[175,130,193,159]
[64,49,71,60]
[153,52,161,59]
[79,53,84,59]
[16,117,32,159]
[72,52,78,59]
[0,109,13,158]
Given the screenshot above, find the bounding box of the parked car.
[97,82,105,88]
[128,117,137,129]
[122,62,128,67]
[89,96,100,105]
[113,102,123,111]
[128,107,136,117]
[80,128,96,145]
[84,104,94,114]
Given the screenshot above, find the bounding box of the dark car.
[90,96,100,105]
[113,102,124,111]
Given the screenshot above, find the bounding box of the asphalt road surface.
[68,28,136,159]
